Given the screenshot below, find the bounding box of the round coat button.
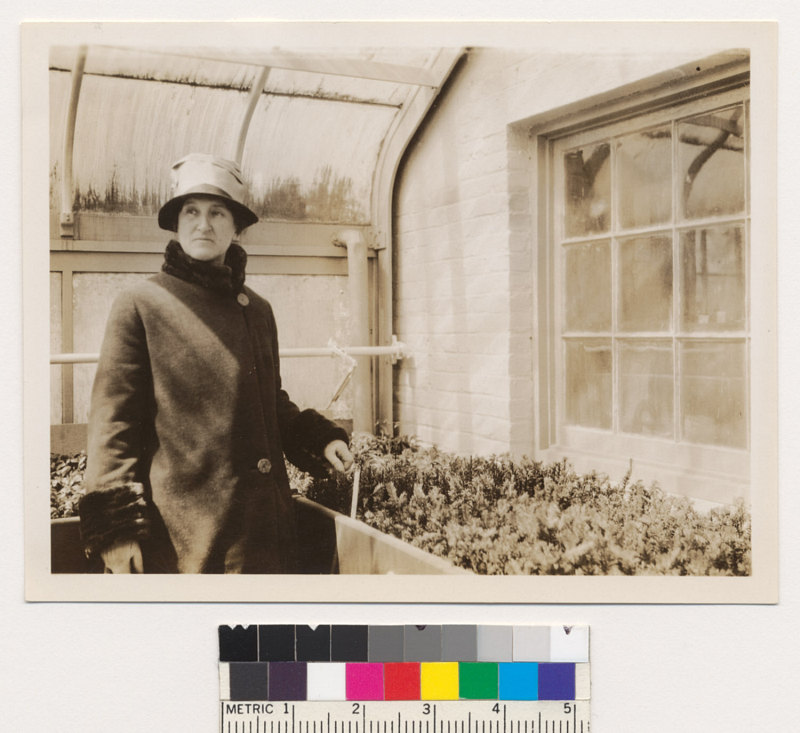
[257,458,272,474]
[237,293,250,307]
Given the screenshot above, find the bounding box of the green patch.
[459,663,498,700]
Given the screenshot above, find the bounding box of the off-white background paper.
[3,2,799,732]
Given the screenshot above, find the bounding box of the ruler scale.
[220,626,590,733]
[221,702,590,733]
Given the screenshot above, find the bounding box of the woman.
[79,153,353,573]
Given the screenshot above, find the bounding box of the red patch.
[384,663,421,700]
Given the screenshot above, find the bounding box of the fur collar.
[162,240,247,295]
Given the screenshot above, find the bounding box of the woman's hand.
[101,540,144,573]
[323,440,354,474]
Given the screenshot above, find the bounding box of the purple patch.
[268,662,307,700]
[538,663,575,700]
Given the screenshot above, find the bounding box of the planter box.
[51,517,104,573]
[51,496,467,575]
[293,496,468,575]
[50,422,466,575]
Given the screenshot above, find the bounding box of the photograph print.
[25,21,778,601]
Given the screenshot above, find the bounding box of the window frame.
[530,58,752,499]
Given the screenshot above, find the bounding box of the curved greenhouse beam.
[235,66,270,164]
[370,48,466,433]
[106,45,440,87]
[60,45,88,238]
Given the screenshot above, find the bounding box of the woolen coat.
[79,241,347,573]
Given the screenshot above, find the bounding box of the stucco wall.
[248,274,352,419]
[50,273,62,424]
[57,270,351,424]
[393,47,712,457]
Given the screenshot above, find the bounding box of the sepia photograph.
[23,21,778,601]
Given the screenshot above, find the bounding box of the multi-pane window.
[555,93,749,453]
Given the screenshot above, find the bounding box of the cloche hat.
[157,153,259,232]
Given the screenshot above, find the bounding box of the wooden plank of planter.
[53,504,340,575]
[293,496,470,575]
[52,489,467,575]
[50,517,103,573]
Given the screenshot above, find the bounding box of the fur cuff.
[284,409,349,478]
[79,483,150,559]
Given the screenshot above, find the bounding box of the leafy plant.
[50,451,87,519]
[298,434,752,576]
[49,435,751,576]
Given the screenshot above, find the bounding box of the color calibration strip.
[219,625,589,702]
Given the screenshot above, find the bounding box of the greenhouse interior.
[48,43,755,575]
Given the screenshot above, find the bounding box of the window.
[550,84,749,491]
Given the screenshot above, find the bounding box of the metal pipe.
[50,341,408,364]
[60,45,88,237]
[235,66,270,165]
[333,229,372,434]
[51,353,99,364]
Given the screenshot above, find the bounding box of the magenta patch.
[346,663,384,700]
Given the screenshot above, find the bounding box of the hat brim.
[157,185,259,232]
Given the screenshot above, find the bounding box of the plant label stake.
[349,467,361,519]
[326,339,357,409]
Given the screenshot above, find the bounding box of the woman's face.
[176,196,237,265]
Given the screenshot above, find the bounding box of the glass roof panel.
[50,45,440,225]
[50,45,440,104]
[264,67,408,108]
[242,94,397,224]
[50,69,251,217]
[50,45,261,92]
[263,48,440,106]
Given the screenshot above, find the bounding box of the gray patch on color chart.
[368,625,404,662]
[441,625,478,661]
[477,626,513,661]
[512,626,551,661]
[404,625,442,661]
